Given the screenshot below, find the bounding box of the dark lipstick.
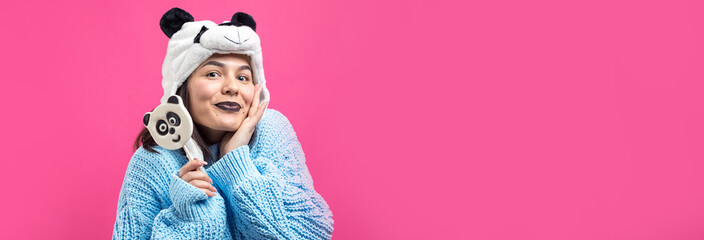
[215,102,241,112]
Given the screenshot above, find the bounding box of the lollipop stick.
[183,145,205,172]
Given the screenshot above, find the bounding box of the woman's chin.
[195,117,244,132]
[215,122,242,132]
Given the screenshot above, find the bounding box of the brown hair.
[133,80,216,163]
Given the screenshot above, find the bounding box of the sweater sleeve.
[207,111,334,239]
[112,149,232,240]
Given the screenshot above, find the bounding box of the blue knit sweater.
[113,109,334,239]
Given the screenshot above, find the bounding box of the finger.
[181,170,213,184]
[241,101,267,130]
[255,101,269,120]
[249,85,262,117]
[182,171,213,184]
[200,188,216,197]
[189,180,218,193]
[178,158,207,177]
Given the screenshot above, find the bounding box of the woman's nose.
[222,75,240,95]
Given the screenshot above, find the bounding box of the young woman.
[112,8,334,239]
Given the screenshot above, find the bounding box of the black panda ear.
[160,8,194,38]
[231,12,256,32]
[168,96,180,104]
[143,113,151,126]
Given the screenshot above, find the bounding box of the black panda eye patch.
[166,112,181,126]
[156,120,168,135]
[193,26,209,43]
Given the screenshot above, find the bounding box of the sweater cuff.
[209,145,261,186]
[168,170,212,221]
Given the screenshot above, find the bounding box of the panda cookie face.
[143,95,193,150]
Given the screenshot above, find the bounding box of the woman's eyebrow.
[201,61,251,72]
[238,65,252,72]
[201,61,225,68]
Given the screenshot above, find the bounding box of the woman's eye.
[237,75,249,81]
[206,72,220,78]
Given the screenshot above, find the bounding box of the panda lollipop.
[143,95,204,168]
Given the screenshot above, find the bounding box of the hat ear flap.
[231,12,256,32]
[160,8,195,38]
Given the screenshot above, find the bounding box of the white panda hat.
[159,7,270,105]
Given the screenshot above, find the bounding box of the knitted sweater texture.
[113,109,334,239]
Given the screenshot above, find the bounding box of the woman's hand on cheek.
[219,84,269,159]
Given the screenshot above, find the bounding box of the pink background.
[1,0,704,239]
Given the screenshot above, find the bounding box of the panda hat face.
[143,95,193,150]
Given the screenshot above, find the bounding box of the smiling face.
[186,53,255,141]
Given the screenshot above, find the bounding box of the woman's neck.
[195,124,226,145]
